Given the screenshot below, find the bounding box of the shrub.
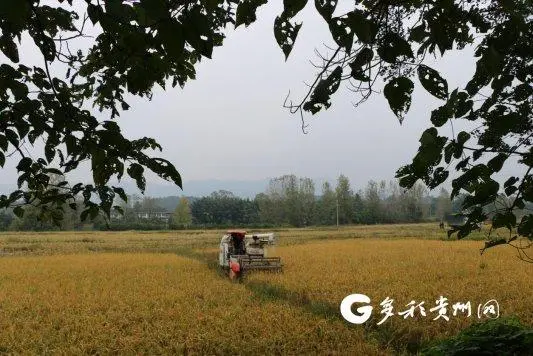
[422,317,533,356]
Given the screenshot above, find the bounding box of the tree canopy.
[0,0,532,256]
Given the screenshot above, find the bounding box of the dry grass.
[0,224,529,354]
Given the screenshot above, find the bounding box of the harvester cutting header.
[219,230,283,279]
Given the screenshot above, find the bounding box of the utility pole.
[336,196,339,229]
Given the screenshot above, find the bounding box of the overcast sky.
[0,2,524,195]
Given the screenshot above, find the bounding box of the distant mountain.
[0,179,269,199]
[151,196,197,212]
[180,179,269,198]
[117,179,270,198]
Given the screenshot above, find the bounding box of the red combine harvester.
[218,230,283,279]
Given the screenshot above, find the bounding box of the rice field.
[0,224,530,354]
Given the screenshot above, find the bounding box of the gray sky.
[0,2,524,195]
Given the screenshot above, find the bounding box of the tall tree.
[190,190,259,226]
[298,177,315,227]
[255,192,276,225]
[170,197,192,228]
[257,175,316,227]
[141,197,163,215]
[335,174,354,225]
[317,181,336,225]
[436,188,453,221]
[363,180,382,224]
[400,182,429,222]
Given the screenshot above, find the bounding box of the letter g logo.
[340,293,373,324]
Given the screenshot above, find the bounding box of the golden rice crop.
[0,224,529,354]
[0,253,384,355]
[249,238,533,350]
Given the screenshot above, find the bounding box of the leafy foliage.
[190,190,259,226]
[0,0,239,224]
[422,317,533,356]
[1,0,532,254]
[263,0,533,253]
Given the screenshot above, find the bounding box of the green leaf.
[513,83,533,102]
[487,153,507,173]
[504,176,519,187]
[10,81,28,100]
[492,212,516,230]
[235,0,267,28]
[0,36,19,63]
[143,157,182,188]
[45,144,55,163]
[346,10,378,44]
[350,70,369,82]
[86,4,102,25]
[430,104,452,127]
[274,15,302,60]
[302,66,342,114]
[399,174,418,189]
[34,33,56,62]
[454,92,473,118]
[90,205,99,220]
[283,0,308,18]
[328,16,354,52]
[505,185,518,196]
[475,179,499,205]
[455,157,470,171]
[80,209,90,222]
[314,0,337,20]
[113,186,128,202]
[384,76,414,124]
[429,167,449,189]
[517,215,533,239]
[444,142,454,164]
[13,206,24,218]
[457,131,471,146]
[5,129,18,147]
[465,57,492,96]
[182,6,214,58]
[419,128,438,146]
[127,163,146,193]
[157,20,185,60]
[349,48,373,81]
[377,32,413,63]
[139,0,167,21]
[0,0,30,30]
[409,24,427,43]
[0,135,7,151]
[417,65,448,100]
[349,47,373,71]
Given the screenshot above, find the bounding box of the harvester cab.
[219,230,282,279]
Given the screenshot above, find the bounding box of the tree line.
[0,174,477,231]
